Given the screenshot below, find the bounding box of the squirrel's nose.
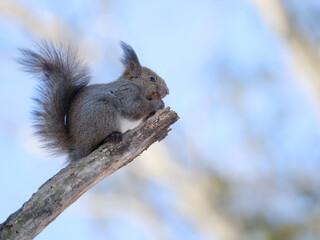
[163,86,169,95]
[158,86,169,98]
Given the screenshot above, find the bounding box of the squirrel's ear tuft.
[120,41,142,77]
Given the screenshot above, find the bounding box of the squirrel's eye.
[148,76,156,82]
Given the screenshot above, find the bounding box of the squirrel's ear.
[120,41,142,77]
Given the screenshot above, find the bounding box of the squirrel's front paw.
[151,99,164,111]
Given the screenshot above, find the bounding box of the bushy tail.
[18,41,90,155]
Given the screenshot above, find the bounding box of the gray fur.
[18,40,169,162]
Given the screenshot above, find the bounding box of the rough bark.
[0,107,179,240]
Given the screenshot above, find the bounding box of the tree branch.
[0,107,179,240]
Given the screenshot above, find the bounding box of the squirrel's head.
[120,41,169,100]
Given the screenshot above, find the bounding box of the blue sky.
[1,0,320,239]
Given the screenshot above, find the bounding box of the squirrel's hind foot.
[109,131,123,143]
[104,131,123,144]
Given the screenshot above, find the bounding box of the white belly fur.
[120,118,142,133]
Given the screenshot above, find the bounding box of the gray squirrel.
[18,41,169,162]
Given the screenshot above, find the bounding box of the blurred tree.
[2,0,320,239]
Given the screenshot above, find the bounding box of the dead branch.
[0,107,179,240]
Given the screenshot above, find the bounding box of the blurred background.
[1,0,320,239]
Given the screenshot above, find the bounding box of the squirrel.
[18,41,169,162]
